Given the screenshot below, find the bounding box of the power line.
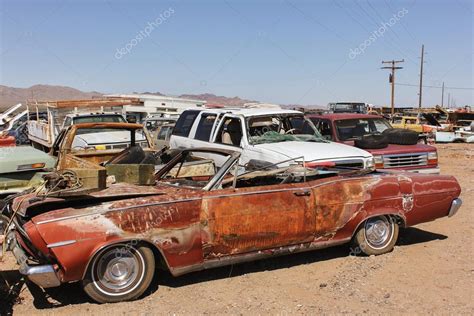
[395,83,474,90]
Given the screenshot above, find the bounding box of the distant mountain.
[2,85,326,112]
[178,93,256,107]
[0,84,102,109]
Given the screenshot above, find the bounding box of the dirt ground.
[1,143,473,315]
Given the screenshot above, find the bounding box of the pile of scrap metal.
[433,106,474,143]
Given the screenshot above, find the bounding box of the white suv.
[169,108,374,170]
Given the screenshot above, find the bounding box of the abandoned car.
[2,148,462,303]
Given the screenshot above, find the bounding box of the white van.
[169,108,374,170]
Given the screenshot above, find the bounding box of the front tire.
[352,215,399,256]
[83,244,155,303]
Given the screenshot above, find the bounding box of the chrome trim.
[47,240,77,248]
[170,237,352,276]
[19,264,61,288]
[448,198,462,217]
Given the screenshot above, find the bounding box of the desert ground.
[1,143,473,315]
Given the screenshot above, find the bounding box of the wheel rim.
[364,216,394,249]
[91,245,146,296]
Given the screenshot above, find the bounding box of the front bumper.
[405,167,440,174]
[381,167,440,174]
[448,198,462,217]
[11,237,61,288]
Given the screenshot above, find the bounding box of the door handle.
[294,190,311,197]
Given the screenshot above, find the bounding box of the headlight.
[373,155,384,169]
[366,157,376,170]
[427,151,438,165]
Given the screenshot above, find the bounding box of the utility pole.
[381,59,404,116]
[441,82,445,107]
[418,44,425,111]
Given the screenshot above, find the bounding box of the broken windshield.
[247,115,326,145]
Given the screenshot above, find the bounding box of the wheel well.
[137,240,170,272]
[82,239,171,279]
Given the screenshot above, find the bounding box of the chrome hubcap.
[92,247,143,294]
[365,216,393,249]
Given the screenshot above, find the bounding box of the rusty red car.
[3,148,462,303]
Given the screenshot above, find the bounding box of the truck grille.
[383,153,428,168]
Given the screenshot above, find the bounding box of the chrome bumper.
[448,198,462,218]
[407,167,440,174]
[11,238,61,288]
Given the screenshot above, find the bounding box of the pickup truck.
[169,108,375,170]
[308,113,439,174]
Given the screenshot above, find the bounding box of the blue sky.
[0,0,472,107]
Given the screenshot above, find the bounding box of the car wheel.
[352,215,399,256]
[354,134,389,149]
[83,244,155,303]
[383,128,419,145]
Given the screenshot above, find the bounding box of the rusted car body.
[53,122,153,169]
[5,148,462,303]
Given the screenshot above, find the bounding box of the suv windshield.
[335,118,392,141]
[248,115,325,145]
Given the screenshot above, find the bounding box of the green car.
[0,146,56,198]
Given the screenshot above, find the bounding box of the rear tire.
[352,215,399,256]
[83,244,155,303]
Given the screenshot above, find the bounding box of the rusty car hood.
[13,182,202,222]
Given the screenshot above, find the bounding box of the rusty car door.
[200,184,316,259]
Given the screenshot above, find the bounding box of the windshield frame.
[246,114,325,145]
[155,148,241,191]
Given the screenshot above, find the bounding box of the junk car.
[2,148,462,303]
[308,113,439,173]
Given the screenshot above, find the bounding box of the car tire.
[352,215,399,256]
[383,128,419,145]
[354,134,389,149]
[83,243,155,303]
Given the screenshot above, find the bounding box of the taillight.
[427,151,438,165]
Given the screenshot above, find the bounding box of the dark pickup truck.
[308,113,439,174]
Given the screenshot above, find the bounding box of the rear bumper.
[448,198,462,217]
[11,237,61,288]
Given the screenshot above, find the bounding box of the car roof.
[307,113,383,120]
[190,108,303,117]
